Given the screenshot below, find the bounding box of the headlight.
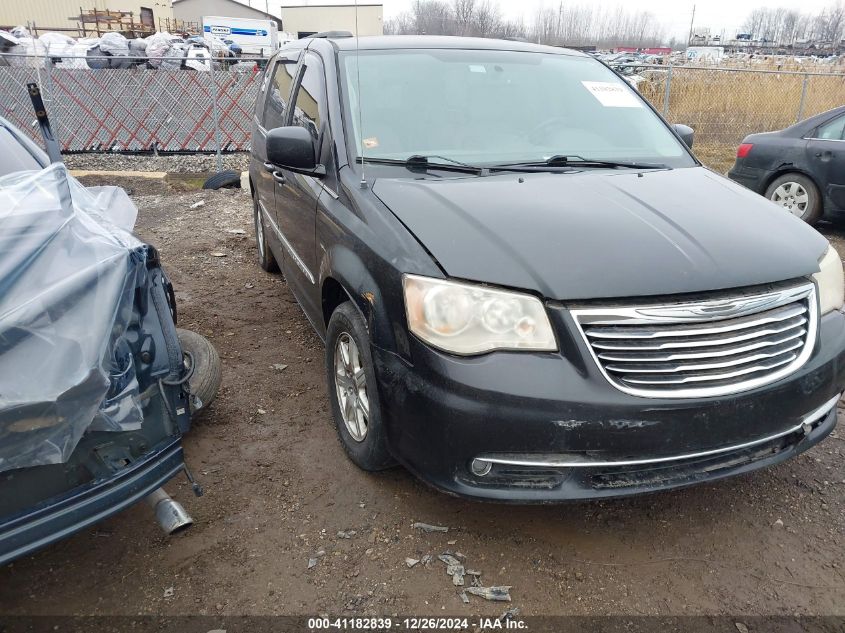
[403,275,557,354]
[812,245,844,315]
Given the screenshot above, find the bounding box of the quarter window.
[263,54,299,130]
[816,115,845,140]
[291,54,326,144]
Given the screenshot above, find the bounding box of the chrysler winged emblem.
[636,294,782,321]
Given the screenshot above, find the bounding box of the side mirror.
[266,126,325,177]
[672,123,694,149]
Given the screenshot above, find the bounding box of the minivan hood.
[373,166,828,301]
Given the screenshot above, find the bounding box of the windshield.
[339,49,695,168]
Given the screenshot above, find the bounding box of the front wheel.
[253,191,279,272]
[764,173,822,225]
[325,302,395,471]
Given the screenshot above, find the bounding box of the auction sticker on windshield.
[581,81,643,107]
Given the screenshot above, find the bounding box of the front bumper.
[0,438,184,565]
[373,311,845,502]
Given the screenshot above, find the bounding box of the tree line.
[384,0,845,49]
[742,3,845,46]
[384,0,667,47]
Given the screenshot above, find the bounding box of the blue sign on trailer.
[204,25,269,37]
[201,16,279,55]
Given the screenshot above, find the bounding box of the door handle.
[263,162,275,172]
[272,170,286,185]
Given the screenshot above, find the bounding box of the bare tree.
[781,10,801,45]
[740,1,845,45]
[473,0,500,37]
[453,0,476,36]
[386,0,525,41]
[528,2,666,47]
[411,0,454,35]
[388,0,845,49]
[817,1,845,43]
[743,8,767,37]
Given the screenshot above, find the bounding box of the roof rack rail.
[309,30,354,39]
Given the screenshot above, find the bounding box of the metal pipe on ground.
[145,487,193,535]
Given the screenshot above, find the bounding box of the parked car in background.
[729,106,845,225]
[250,35,845,502]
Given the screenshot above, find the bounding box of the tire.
[325,302,395,471]
[253,190,279,272]
[176,328,222,414]
[202,169,241,190]
[764,173,822,225]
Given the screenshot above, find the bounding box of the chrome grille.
[570,283,817,398]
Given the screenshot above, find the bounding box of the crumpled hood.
[373,166,828,300]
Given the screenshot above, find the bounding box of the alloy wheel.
[771,182,809,218]
[254,201,266,254]
[334,332,370,442]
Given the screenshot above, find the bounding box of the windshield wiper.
[406,154,481,169]
[357,154,668,175]
[357,155,485,175]
[495,155,670,170]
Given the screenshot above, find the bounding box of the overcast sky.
[245,0,837,40]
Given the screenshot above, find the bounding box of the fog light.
[470,458,492,477]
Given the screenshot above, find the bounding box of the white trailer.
[686,46,725,64]
[202,16,279,56]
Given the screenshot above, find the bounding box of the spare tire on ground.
[202,169,241,190]
[176,328,221,414]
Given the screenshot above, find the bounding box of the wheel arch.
[763,166,822,198]
[321,276,355,329]
[318,245,399,351]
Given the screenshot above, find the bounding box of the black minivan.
[249,35,845,501]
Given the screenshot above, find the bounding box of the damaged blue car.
[0,116,217,565]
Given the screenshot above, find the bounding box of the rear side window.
[291,53,326,145]
[262,53,299,130]
[816,115,845,141]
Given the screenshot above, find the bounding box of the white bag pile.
[98,31,129,57]
[144,31,180,68]
[6,27,47,67]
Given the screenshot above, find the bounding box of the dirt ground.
[0,175,844,618]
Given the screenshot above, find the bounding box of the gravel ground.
[63,152,251,173]
[0,175,843,618]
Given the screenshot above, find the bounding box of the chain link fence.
[620,63,845,172]
[0,54,264,161]
[1,55,843,174]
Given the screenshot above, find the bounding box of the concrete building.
[172,0,281,29]
[0,0,382,38]
[280,4,382,38]
[173,0,382,39]
[0,0,174,33]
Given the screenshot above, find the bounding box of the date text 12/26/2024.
[307,617,527,630]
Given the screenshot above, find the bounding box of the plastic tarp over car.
[0,164,147,474]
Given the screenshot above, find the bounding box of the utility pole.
[687,3,696,46]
